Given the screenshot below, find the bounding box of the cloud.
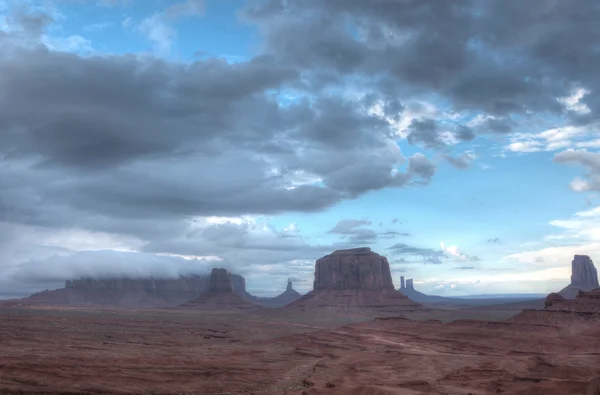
[507,125,599,153]
[554,149,600,192]
[138,0,205,53]
[488,237,501,244]
[445,151,476,169]
[328,219,408,245]
[388,243,448,264]
[504,205,600,269]
[243,0,600,144]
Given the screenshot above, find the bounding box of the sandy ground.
[1,306,599,394]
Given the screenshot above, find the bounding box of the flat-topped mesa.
[313,247,394,291]
[406,278,414,290]
[208,268,232,292]
[571,255,599,288]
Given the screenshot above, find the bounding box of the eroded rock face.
[571,255,599,288]
[208,268,232,292]
[228,274,246,295]
[560,255,600,298]
[313,247,394,291]
[544,292,565,309]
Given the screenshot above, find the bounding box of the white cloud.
[503,206,600,271]
[137,0,205,54]
[138,14,176,54]
[506,125,598,153]
[557,87,591,114]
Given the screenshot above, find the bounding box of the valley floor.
[0,306,599,394]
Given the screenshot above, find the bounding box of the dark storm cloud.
[243,0,600,135]
[0,43,435,233]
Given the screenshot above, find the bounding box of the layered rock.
[545,288,600,314]
[571,255,599,288]
[544,292,565,309]
[559,255,600,299]
[287,248,422,313]
[182,268,258,310]
[313,247,394,290]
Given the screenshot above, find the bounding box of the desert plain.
[1,249,600,395]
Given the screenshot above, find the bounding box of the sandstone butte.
[287,247,423,312]
[559,254,600,298]
[181,268,258,310]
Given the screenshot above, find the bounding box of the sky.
[1,0,600,298]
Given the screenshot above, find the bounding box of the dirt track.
[1,306,599,394]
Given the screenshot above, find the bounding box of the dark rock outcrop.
[287,247,422,313]
[182,268,258,310]
[571,255,599,288]
[398,277,448,303]
[545,288,600,314]
[559,255,599,299]
[208,268,232,292]
[313,247,394,291]
[544,292,565,309]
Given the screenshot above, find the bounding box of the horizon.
[1,0,600,299]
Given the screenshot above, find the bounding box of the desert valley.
[1,248,600,395]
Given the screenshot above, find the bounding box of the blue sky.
[1,0,600,297]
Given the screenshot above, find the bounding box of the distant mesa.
[182,268,258,310]
[19,275,209,308]
[559,255,599,299]
[314,247,395,291]
[250,280,302,308]
[398,275,448,303]
[287,247,423,312]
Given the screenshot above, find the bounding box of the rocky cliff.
[313,247,394,291]
[571,255,599,288]
[559,255,600,299]
[182,268,258,310]
[208,268,232,292]
[288,247,422,313]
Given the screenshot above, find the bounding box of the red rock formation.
[547,288,600,314]
[314,247,394,290]
[544,292,565,309]
[287,247,422,313]
[559,255,600,298]
[571,255,599,288]
[182,268,258,310]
